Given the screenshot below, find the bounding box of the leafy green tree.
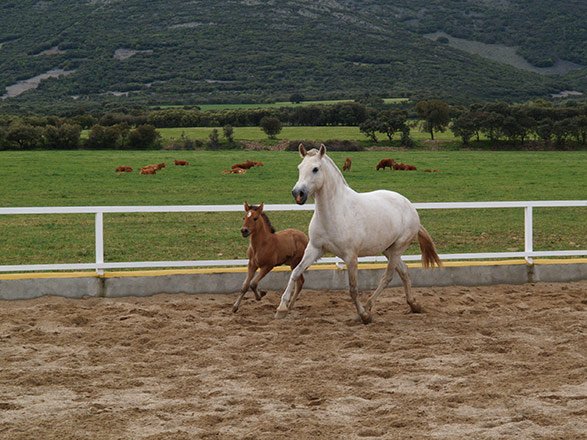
[533,118,554,144]
[223,125,234,143]
[359,118,380,142]
[0,127,8,150]
[570,115,587,145]
[400,126,414,148]
[289,92,304,104]
[128,124,161,149]
[378,109,407,142]
[328,102,368,126]
[451,113,478,146]
[85,124,128,149]
[260,116,282,139]
[415,100,450,140]
[208,128,221,149]
[44,123,81,149]
[480,111,505,142]
[552,119,572,147]
[6,122,44,149]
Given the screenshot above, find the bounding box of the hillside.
[0,0,585,113]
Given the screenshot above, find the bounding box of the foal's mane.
[305,148,349,188]
[250,205,276,233]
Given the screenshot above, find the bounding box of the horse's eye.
[312,167,319,174]
[254,217,258,221]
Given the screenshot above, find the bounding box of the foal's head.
[241,202,275,237]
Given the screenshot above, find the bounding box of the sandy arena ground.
[0,281,586,439]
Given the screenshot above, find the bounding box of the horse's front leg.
[347,257,372,324]
[275,244,323,319]
[232,260,257,313]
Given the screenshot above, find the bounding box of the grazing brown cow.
[342,157,352,172]
[376,158,395,170]
[174,160,189,166]
[115,166,133,173]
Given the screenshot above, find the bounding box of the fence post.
[95,212,104,275]
[524,206,533,264]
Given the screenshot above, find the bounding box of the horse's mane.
[251,205,276,233]
[306,148,349,188]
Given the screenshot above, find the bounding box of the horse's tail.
[418,226,442,268]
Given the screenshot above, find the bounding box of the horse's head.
[292,143,327,205]
[241,202,272,237]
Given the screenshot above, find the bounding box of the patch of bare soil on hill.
[1,281,585,439]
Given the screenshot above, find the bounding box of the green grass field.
[0,150,585,268]
[159,125,458,144]
[157,97,408,111]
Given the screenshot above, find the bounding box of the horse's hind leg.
[287,274,304,310]
[365,253,399,313]
[347,257,371,324]
[396,259,423,313]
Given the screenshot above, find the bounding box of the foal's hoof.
[274,308,289,319]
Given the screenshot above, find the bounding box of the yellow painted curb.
[0,258,584,281]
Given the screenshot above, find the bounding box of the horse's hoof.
[232,305,239,313]
[274,308,289,319]
[360,313,373,324]
[409,303,424,314]
[256,290,267,300]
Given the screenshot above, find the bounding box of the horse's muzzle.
[241,228,250,237]
[292,187,307,205]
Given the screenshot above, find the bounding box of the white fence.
[0,200,585,274]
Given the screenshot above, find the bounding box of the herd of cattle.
[115,157,439,175]
[115,159,190,175]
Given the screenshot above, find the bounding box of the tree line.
[0,100,585,150]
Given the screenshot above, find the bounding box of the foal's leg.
[395,259,423,313]
[232,261,257,313]
[347,257,371,324]
[249,265,273,300]
[275,244,323,318]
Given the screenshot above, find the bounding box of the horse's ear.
[243,201,250,211]
[319,144,327,157]
[259,202,264,212]
[299,143,307,157]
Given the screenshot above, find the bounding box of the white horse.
[275,144,441,324]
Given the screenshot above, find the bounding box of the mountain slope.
[0,0,584,111]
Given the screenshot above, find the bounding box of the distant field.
[0,150,584,269]
[158,97,408,111]
[159,125,458,143]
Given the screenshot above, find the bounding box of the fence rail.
[0,200,585,274]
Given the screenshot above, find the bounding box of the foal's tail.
[418,226,442,268]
